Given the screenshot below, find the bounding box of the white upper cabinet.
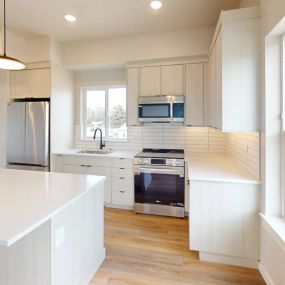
[127,68,139,126]
[10,68,51,99]
[29,68,51,98]
[140,66,161,96]
[185,63,204,126]
[161,65,184,96]
[207,7,260,131]
[10,70,29,99]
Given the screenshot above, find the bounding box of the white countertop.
[186,154,260,184]
[54,149,137,159]
[0,169,105,247]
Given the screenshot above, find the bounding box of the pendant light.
[0,0,25,70]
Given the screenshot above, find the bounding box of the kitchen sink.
[77,150,113,155]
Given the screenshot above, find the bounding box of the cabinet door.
[140,66,160,96]
[86,166,112,204]
[127,68,139,126]
[207,47,216,128]
[185,63,204,126]
[62,164,86,174]
[161,65,184,96]
[52,155,63,172]
[29,68,51,98]
[215,30,222,130]
[10,70,29,99]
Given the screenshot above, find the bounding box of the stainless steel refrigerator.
[6,101,50,171]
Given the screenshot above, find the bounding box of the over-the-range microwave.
[138,96,184,123]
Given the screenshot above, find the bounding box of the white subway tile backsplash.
[225,132,260,179]
[74,124,260,179]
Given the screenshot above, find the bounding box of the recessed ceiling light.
[64,14,77,22]
[150,1,162,10]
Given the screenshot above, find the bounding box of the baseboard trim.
[199,252,258,269]
[105,204,134,210]
[78,247,106,285]
[259,262,275,285]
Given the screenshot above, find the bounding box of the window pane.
[85,90,106,137]
[107,88,127,139]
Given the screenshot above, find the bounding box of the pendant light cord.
[3,0,6,55]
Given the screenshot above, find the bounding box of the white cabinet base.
[77,248,105,285]
[199,252,258,269]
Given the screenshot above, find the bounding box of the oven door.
[138,103,171,122]
[134,166,185,207]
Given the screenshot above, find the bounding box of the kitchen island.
[0,169,105,285]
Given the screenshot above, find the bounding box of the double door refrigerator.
[6,101,50,171]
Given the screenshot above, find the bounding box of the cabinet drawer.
[62,155,111,167]
[112,158,133,169]
[62,155,87,166]
[112,190,134,207]
[85,156,111,167]
[112,167,133,178]
[112,177,133,192]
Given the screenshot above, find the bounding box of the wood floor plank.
[90,208,265,285]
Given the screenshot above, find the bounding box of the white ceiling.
[1,0,241,42]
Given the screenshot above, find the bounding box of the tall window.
[281,36,285,216]
[82,86,127,140]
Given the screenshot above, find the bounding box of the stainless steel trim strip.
[134,203,185,218]
[135,167,184,176]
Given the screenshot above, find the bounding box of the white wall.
[74,68,126,125]
[0,29,27,62]
[239,0,260,8]
[0,71,9,167]
[259,0,285,284]
[50,65,74,158]
[62,27,214,68]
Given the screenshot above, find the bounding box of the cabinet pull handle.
[119,177,125,180]
[86,165,92,168]
[120,168,125,170]
[80,165,86,167]
[119,191,126,193]
[119,158,125,160]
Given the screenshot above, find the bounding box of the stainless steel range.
[134,149,185,218]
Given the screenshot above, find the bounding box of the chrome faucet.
[93,128,105,150]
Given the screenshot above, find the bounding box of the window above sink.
[81,86,127,141]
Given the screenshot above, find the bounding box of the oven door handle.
[135,167,184,177]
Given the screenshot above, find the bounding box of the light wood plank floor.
[90,208,266,285]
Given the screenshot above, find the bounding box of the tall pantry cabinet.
[207,7,260,132]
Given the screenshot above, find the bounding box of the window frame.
[81,85,127,141]
[282,36,285,217]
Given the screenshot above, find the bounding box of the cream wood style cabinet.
[185,63,204,126]
[53,154,134,208]
[111,158,134,208]
[206,7,260,131]
[161,65,184,96]
[189,180,260,268]
[10,68,51,99]
[127,68,139,126]
[140,66,161,96]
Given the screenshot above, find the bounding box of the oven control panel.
[134,157,184,167]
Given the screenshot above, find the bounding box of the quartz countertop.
[53,149,138,159]
[0,169,105,247]
[186,153,260,185]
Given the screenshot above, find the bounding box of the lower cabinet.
[189,180,260,268]
[53,154,134,208]
[111,159,134,207]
